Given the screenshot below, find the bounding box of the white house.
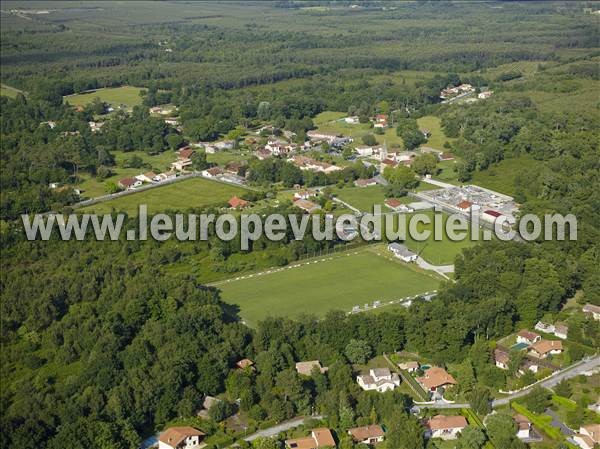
[582,303,600,321]
[516,330,541,345]
[355,146,374,157]
[357,368,401,392]
[348,425,385,445]
[158,426,206,449]
[135,172,158,183]
[573,424,600,449]
[529,339,563,359]
[514,414,533,439]
[118,177,142,190]
[534,321,555,334]
[388,243,417,263]
[494,349,510,370]
[424,415,468,440]
[344,116,359,124]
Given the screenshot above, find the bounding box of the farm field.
[313,111,405,148]
[63,86,144,108]
[77,150,178,198]
[417,115,454,151]
[78,177,247,215]
[217,246,441,326]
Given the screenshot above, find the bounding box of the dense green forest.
[1,2,599,448]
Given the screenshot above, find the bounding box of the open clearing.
[417,115,454,151]
[217,246,440,326]
[1,84,23,98]
[64,86,144,108]
[470,155,536,196]
[78,177,247,215]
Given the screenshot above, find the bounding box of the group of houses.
[494,328,566,376]
[439,83,474,99]
[306,130,353,148]
[288,155,343,174]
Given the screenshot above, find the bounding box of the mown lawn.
[333,185,388,212]
[417,115,454,150]
[217,246,440,326]
[64,86,144,108]
[78,177,247,215]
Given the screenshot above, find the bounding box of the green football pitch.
[216,246,441,326]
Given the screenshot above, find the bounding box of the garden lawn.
[217,246,440,326]
[78,177,247,215]
[64,86,144,108]
[417,115,454,150]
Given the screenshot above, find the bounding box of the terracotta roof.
[119,177,136,187]
[416,367,457,390]
[385,198,403,208]
[494,349,509,364]
[205,167,223,176]
[517,329,540,341]
[178,147,194,159]
[530,339,563,356]
[286,428,335,449]
[159,427,205,448]
[484,209,502,217]
[425,415,467,431]
[348,425,384,442]
[456,200,472,209]
[514,414,531,430]
[228,196,249,209]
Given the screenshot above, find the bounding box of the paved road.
[420,178,457,189]
[416,256,454,280]
[545,408,575,436]
[492,355,599,407]
[242,415,323,442]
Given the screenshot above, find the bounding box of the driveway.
[493,355,599,407]
[545,408,575,436]
[243,415,323,442]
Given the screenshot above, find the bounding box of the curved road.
[492,355,599,407]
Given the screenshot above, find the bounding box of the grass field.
[395,211,478,265]
[79,177,247,215]
[417,115,453,151]
[333,181,437,213]
[313,111,405,149]
[64,86,144,108]
[0,83,22,98]
[217,246,441,326]
[470,155,537,196]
